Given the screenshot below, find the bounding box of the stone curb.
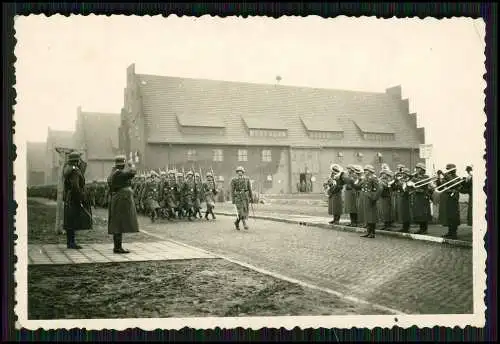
[215,211,472,248]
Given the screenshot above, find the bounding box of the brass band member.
[378,168,394,230]
[406,163,433,235]
[107,156,139,254]
[352,165,366,228]
[325,164,346,225]
[391,168,412,232]
[354,165,381,238]
[459,165,473,226]
[436,163,463,239]
[63,151,93,249]
[393,164,406,222]
[343,165,358,227]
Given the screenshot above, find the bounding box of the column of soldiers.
[324,162,473,240]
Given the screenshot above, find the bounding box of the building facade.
[119,63,425,194]
[27,141,46,187]
[74,107,121,181]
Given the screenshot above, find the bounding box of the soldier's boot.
[187,209,194,221]
[204,210,210,220]
[66,230,82,249]
[242,217,249,230]
[443,225,458,239]
[198,209,203,219]
[234,217,241,230]
[398,222,410,233]
[211,209,216,220]
[381,222,391,231]
[334,215,341,224]
[368,224,376,238]
[416,222,428,235]
[113,234,130,254]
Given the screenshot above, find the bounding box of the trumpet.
[412,166,457,188]
[434,175,466,193]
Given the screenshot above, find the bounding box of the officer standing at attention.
[62,151,92,249]
[231,166,253,230]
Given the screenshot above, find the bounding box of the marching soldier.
[325,164,346,225]
[406,163,433,235]
[343,165,358,227]
[181,171,198,221]
[160,170,178,220]
[436,163,462,239]
[140,171,161,222]
[391,168,412,232]
[62,151,93,249]
[353,165,381,238]
[107,155,139,254]
[175,172,185,218]
[231,166,253,230]
[194,172,204,219]
[378,168,394,230]
[203,171,218,220]
[460,165,473,226]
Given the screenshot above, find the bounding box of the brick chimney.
[385,85,402,99]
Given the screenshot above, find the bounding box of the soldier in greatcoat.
[391,168,412,232]
[392,164,406,222]
[181,171,197,221]
[325,164,346,225]
[62,151,93,249]
[354,165,381,238]
[352,165,366,228]
[194,172,204,219]
[107,155,139,254]
[175,172,185,218]
[378,169,395,230]
[140,171,161,222]
[202,171,219,220]
[159,170,178,220]
[343,165,358,227]
[459,165,473,226]
[231,166,253,230]
[436,163,463,239]
[406,163,434,234]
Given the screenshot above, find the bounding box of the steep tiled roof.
[300,115,343,132]
[135,73,422,148]
[27,142,46,171]
[79,112,120,160]
[242,116,288,130]
[352,117,395,134]
[177,112,225,128]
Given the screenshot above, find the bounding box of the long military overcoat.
[107,167,139,235]
[409,174,433,223]
[327,173,345,216]
[353,175,381,224]
[378,181,393,223]
[203,180,218,208]
[231,175,253,218]
[460,177,473,226]
[391,180,411,223]
[63,164,93,231]
[436,174,462,227]
[343,175,358,214]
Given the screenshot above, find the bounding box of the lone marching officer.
[107,155,139,254]
[231,166,253,230]
[63,151,93,249]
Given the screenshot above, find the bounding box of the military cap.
[416,162,426,171]
[354,165,363,174]
[446,163,457,170]
[176,172,183,177]
[381,163,390,171]
[168,170,176,174]
[160,171,166,176]
[236,166,245,173]
[186,171,194,176]
[465,165,473,172]
[68,151,82,162]
[401,168,411,175]
[346,164,354,171]
[397,164,405,169]
[150,170,158,177]
[363,164,375,173]
[330,164,342,172]
[194,172,200,177]
[206,172,213,177]
[114,155,127,166]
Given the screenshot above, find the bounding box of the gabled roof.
[134,72,423,148]
[300,115,343,132]
[27,142,46,171]
[78,111,120,160]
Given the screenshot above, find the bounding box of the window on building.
[363,133,395,141]
[249,129,287,137]
[238,149,248,162]
[261,149,272,162]
[213,149,224,162]
[309,131,343,140]
[187,149,197,161]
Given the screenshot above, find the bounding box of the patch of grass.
[27,199,157,245]
[28,259,387,319]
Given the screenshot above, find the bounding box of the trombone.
[434,176,466,193]
[412,166,457,188]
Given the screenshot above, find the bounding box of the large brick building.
[74,107,121,181]
[45,128,75,185]
[26,141,46,187]
[119,63,425,194]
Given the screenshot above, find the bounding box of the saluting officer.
[231,166,253,230]
[406,163,433,235]
[107,155,139,254]
[62,151,93,249]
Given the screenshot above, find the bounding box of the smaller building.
[26,141,46,187]
[45,128,75,185]
[74,107,122,181]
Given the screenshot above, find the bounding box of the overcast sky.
[14,15,485,173]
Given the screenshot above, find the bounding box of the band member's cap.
[186,171,194,176]
[236,166,245,173]
[330,164,341,172]
[194,172,200,177]
[354,165,363,173]
[397,164,405,169]
[401,168,411,175]
[160,171,166,176]
[381,163,390,171]
[168,170,176,174]
[68,151,82,162]
[176,172,183,177]
[446,163,457,170]
[363,165,375,173]
[150,170,158,177]
[416,162,426,170]
[465,165,473,172]
[206,172,213,177]
[346,164,354,171]
[114,155,127,165]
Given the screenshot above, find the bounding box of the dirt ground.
[27,199,157,245]
[28,259,389,319]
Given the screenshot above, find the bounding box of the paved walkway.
[28,240,217,265]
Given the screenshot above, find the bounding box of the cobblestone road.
[92,209,473,315]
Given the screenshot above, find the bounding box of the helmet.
[236,166,245,173]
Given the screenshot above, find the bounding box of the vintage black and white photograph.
[14,15,486,329]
